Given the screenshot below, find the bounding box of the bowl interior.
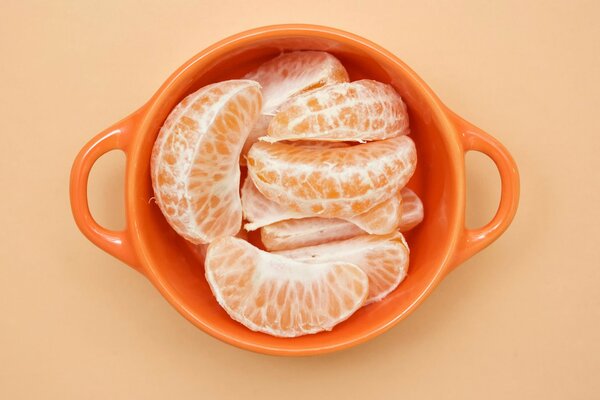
[131,30,460,353]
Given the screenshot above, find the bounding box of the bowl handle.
[69,110,144,273]
[448,112,520,269]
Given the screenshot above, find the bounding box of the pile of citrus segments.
[151,51,423,337]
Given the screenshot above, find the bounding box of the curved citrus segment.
[243,121,348,166]
[265,79,409,142]
[276,232,409,304]
[245,51,348,115]
[261,189,419,250]
[247,135,417,218]
[151,80,262,244]
[399,188,424,231]
[261,218,364,251]
[241,51,349,163]
[348,191,402,234]
[242,177,401,233]
[205,237,369,337]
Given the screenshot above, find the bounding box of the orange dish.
[70,25,519,356]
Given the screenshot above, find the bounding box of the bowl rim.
[128,24,465,356]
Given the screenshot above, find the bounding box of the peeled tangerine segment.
[247,135,417,219]
[398,187,424,231]
[276,232,409,305]
[241,176,402,234]
[261,217,365,251]
[151,80,262,244]
[265,79,409,142]
[261,188,423,251]
[205,236,369,337]
[241,51,349,163]
[244,51,349,115]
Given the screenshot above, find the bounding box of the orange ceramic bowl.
[70,24,519,356]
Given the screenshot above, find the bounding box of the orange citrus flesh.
[247,135,417,219]
[260,188,421,251]
[150,54,422,338]
[348,191,403,234]
[245,51,349,116]
[241,51,349,163]
[261,217,365,251]
[204,236,369,337]
[151,80,262,244]
[242,176,402,234]
[265,79,409,143]
[398,188,424,231]
[276,232,409,304]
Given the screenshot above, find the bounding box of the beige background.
[1,0,599,398]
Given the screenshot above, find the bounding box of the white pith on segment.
[241,176,403,234]
[151,80,262,244]
[244,51,349,115]
[261,217,366,251]
[204,237,369,337]
[247,135,417,219]
[264,79,410,142]
[275,232,410,304]
[259,188,423,251]
[398,187,424,232]
[240,51,349,163]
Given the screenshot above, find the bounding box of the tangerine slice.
[151,80,262,244]
[261,218,364,251]
[348,191,403,234]
[276,232,409,304]
[241,51,349,163]
[205,236,368,337]
[247,135,417,218]
[398,188,424,231]
[265,79,409,142]
[260,188,420,251]
[242,176,402,233]
[244,51,349,115]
